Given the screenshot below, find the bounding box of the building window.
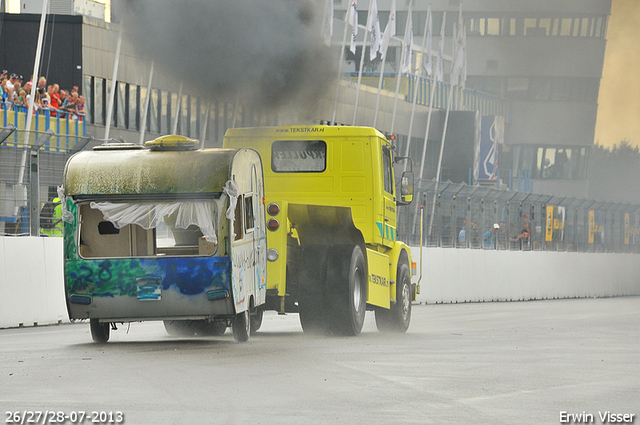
[515,146,588,180]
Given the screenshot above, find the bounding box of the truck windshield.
[78,200,218,258]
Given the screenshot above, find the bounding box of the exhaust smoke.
[114,0,337,118]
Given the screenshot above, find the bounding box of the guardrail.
[398,179,640,253]
[0,127,91,236]
[2,125,639,254]
[1,100,86,142]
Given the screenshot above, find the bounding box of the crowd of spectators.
[0,70,85,120]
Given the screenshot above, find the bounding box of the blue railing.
[1,101,86,151]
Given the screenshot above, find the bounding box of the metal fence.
[0,127,91,237]
[3,125,640,254]
[398,179,640,253]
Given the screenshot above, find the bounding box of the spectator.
[1,75,7,101]
[37,76,47,91]
[76,95,86,118]
[50,84,61,114]
[66,92,79,116]
[11,82,21,102]
[458,224,466,247]
[59,90,69,109]
[47,85,58,115]
[518,214,531,250]
[516,228,530,250]
[483,223,500,249]
[15,88,27,108]
[6,73,18,101]
[38,86,49,110]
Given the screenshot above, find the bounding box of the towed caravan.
[61,136,267,342]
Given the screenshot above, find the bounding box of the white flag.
[435,11,445,82]
[460,26,467,88]
[451,23,459,85]
[323,0,334,46]
[349,0,358,54]
[369,0,381,61]
[402,11,413,73]
[424,8,433,76]
[379,0,396,59]
[451,5,466,87]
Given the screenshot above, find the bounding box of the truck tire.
[232,310,250,342]
[374,258,412,333]
[298,246,330,334]
[250,308,263,335]
[90,318,110,343]
[327,245,367,336]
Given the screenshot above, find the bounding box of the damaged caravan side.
[61,136,267,342]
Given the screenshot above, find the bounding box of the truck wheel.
[232,310,250,342]
[374,259,412,333]
[250,308,263,335]
[298,246,330,335]
[299,294,329,334]
[328,245,367,336]
[90,318,110,343]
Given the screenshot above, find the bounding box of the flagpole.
[104,24,123,141]
[138,61,154,145]
[200,101,211,149]
[373,0,396,128]
[405,6,431,158]
[331,5,353,124]
[352,0,374,126]
[18,0,49,215]
[171,81,183,135]
[372,46,388,128]
[428,18,460,241]
[390,0,413,134]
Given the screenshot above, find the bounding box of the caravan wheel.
[90,319,110,343]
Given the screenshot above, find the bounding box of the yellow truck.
[223,125,416,335]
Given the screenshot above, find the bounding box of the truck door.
[381,145,397,247]
[251,163,267,305]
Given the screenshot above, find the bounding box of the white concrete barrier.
[411,247,640,304]
[0,236,67,329]
[2,237,640,328]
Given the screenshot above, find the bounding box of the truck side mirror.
[398,171,414,205]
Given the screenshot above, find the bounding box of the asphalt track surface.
[1,297,638,425]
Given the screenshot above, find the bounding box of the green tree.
[587,140,640,204]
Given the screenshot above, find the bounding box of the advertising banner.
[477,115,504,181]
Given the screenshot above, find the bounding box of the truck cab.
[223,125,415,335]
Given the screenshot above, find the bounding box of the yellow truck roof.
[224,125,388,142]
[64,148,238,196]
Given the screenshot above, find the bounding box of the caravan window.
[244,194,255,233]
[78,200,218,258]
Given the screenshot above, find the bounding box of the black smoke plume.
[114,0,336,117]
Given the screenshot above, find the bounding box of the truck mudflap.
[65,256,233,321]
[365,248,391,309]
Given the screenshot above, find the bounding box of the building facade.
[1,0,612,200]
